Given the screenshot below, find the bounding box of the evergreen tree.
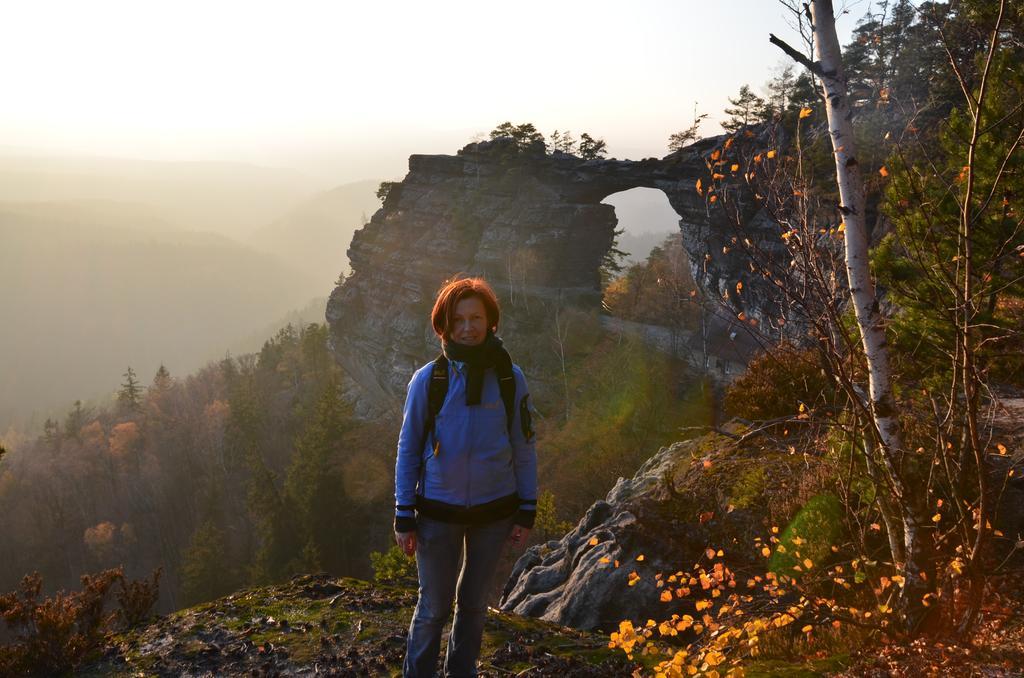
[721,84,768,132]
[284,380,354,572]
[151,364,172,392]
[668,106,708,152]
[549,129,578,154]
[42,418,61,449]
[180,520,235,606]
[599,228,630,288]
[117,367,142,414]
[63,400,90,441]
[489,121,546,151]
[578,133,608,160]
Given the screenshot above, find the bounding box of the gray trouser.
[403,514,514,678]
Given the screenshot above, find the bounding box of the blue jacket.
[394,359,537,528]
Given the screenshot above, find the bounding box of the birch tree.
[770,0,933,629]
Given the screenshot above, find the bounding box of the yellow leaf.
[803,559,814,569]
[761,547,771,557]
[695,600,712,611]
[799,107,813,119]
[932,513,942,522]
[731,163,740,172]
[637,554,645,561]
[767,150,777,159]
[599,556,611,564]
[801,624,813,633]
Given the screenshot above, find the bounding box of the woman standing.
[394,276,538,678]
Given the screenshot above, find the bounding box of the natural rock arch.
[326,136,778,414]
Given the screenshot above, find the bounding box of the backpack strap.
[426,354,449,456]
[495,355,516,438]
[426,352,518,447]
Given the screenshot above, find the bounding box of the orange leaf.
[731,163,740,172]
[699,511,714,524]
[799,107,813,119]
[660,590,673,602]
[711,150,721,161]
[589,537,599,546]
[879,166,889,177]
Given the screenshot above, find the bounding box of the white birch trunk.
[810,0,931,629]
[810,0,902,460]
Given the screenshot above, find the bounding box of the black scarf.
[442,331,512,406]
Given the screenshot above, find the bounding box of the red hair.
[431,276,500,339]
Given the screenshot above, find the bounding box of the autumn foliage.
[0,566,160,676]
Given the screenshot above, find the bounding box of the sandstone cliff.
[326,136,783,415]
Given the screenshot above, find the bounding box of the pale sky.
[0,0,862,183]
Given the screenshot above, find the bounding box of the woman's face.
[450,296,489,346]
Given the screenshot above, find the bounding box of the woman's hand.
[395,530,417,556]
[506,525,530,550]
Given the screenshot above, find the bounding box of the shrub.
[0,566,161,676]
[370,546,418,587]
[724,343,831,421]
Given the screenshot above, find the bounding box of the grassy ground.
[78,573,636,677]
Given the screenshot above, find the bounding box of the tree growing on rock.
[721,84,769,131]
[489,121,546,151]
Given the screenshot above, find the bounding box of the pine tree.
[578,133,607,159]
[284,380,353,571]
[668,105,708,152]
[117,367,142,414]
[63,400,90,441]
[180,520,235,606]
[151,364,172,392]
[721,84,768,132]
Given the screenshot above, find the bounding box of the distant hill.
[249,179,381,287]
[0,201,323,429]
[0,152,321,239]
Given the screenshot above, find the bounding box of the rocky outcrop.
[498,429,807,631]
[327,135,783,415]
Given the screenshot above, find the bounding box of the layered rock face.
[327,136,780,414]
[498,430,795,631]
